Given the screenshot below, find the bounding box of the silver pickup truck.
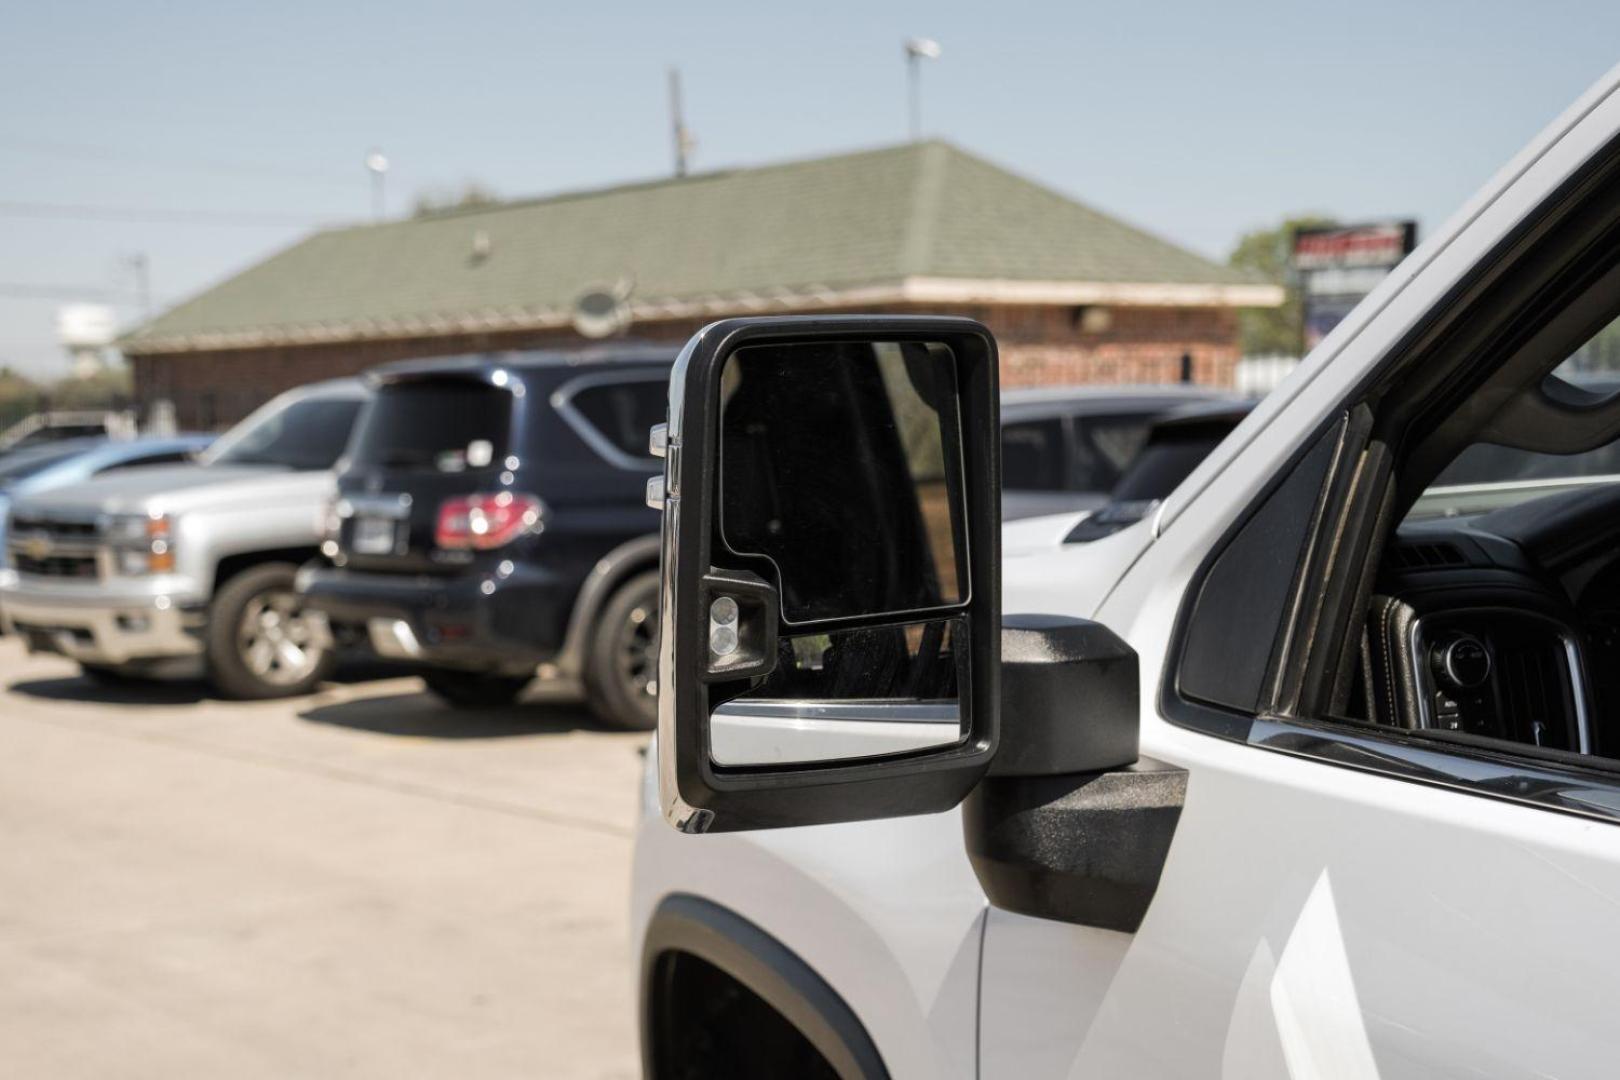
[1,379,371,698]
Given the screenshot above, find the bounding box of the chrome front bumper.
[0,576,207,669]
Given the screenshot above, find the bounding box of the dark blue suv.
[298,346,674,728]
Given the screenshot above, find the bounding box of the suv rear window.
[566,378,666,463]
[351,380,512,472]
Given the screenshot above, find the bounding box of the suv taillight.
[435,493,544,550]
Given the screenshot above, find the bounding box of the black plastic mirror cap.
[989,614,1139,778]
[659,315,1002,833]
[963,759,1187,933]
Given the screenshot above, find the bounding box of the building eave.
[119,276,1284,357]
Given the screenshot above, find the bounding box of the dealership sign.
[1293,221,1416,350]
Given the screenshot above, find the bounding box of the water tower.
[56,303,118,379]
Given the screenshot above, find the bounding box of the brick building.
[121,141,1281,428]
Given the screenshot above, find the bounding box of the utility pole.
[124,252,151,318]
[904,38,941,141]
[669,67,694,177]
[365,149,389,220]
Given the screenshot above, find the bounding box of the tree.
[1228,214,1338,357]
[0,366,131,435]
[48,366,132,410]
[411,181,500,218]
[0,367,43,432]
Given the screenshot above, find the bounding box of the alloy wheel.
[236,588,322,687]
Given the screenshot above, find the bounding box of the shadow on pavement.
[5,658,416,708]
[7,673,210,707]
[299,690,597,739]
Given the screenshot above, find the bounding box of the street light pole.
[669,67,695,177]
[904,38,941,141]
[365,149,389,221]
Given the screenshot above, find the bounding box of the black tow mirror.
[653,316,1001,832]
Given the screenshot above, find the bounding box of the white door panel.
[980,66,1620,1080]
[981,738,1620,1078]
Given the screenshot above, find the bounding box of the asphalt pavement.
[0,640,647,1079]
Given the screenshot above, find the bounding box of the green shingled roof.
[122,141,1273,354]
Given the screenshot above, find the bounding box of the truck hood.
[9,464,335,518]
[1001,509,1153,621]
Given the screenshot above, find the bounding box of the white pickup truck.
[2,379,369,698]
[632,64,1620,1077]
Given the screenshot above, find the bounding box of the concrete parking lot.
[0,639,647,1079]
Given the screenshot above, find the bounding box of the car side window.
[569,379,667,464]
[1069,414,1153,493]
[1000,419,1065,491]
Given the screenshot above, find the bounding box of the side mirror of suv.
[653,317,1002,832]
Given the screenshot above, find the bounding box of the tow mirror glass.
[654,317,1001,832]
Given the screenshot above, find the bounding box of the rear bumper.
[0,575,207,673]
[296,562,575,673]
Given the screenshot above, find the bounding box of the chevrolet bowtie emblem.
[22,535,50,560]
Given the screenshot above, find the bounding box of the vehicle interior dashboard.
[1357,479,1620,761]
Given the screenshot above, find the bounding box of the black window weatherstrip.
[1162,131,1620,827]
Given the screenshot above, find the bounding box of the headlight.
[102,512,175,575]
[102,514,151,544]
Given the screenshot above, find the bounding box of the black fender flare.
[640,893,889,1080]
[553,533,661,679]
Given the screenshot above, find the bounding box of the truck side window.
[1001,419,1064,491]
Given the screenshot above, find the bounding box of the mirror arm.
[962,615,1187,932]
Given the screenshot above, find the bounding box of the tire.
[421,669,532,708]
[205,562,334,700]
[584,570,660,731]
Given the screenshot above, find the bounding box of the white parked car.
[633,65,1620,1078]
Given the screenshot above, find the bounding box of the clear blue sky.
[3,0,1616,377]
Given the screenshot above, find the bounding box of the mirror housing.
[655,316,1002,833]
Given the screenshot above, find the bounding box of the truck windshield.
[207,396,365,470]
[349,380,513,472]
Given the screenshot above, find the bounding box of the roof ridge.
[898,141,950,277]
[930,142,1234,275]
[392,139,954,227]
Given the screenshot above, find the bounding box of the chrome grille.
[8,515,98,542]
[12,553,99,578]
[7,512,103,580]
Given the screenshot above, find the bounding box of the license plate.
[352,516,398,555]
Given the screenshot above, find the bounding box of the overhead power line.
[0,283,120,300]
[1,132,358,188]
[0,200,343,228]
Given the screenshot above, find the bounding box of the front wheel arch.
[640,894,889,1080]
